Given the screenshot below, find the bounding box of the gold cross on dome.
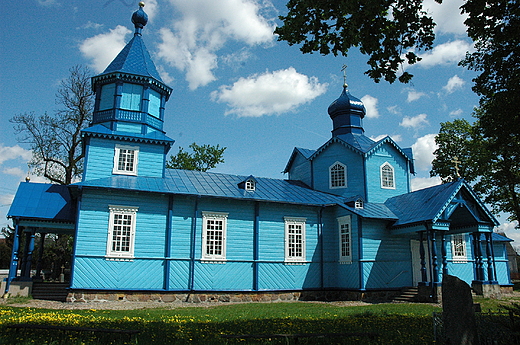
[451,156,462,178]
[341,64,348,89]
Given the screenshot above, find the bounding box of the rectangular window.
[202,212,228,261]
[121,83,143,111]
[99,83,115,111]
[451,234,467,263]
[106,205,138,259]
[338,216,352,263]
[113,144,139,175]
[148,89,161,118]
[284,217,306,263]
[330,162,346,189]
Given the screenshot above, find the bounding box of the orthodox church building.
[4,4,512,302]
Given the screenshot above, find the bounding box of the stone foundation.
[472,282,502,299]
[1,281,32,298]
[67,289,403,304]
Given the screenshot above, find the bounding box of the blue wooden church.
[5,4,512,302]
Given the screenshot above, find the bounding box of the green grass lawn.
[0,302,440,345]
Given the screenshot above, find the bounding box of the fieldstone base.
[417,284,442,303]
[66,289,403,304]
[1,281,33,298]
[472,282,502,299]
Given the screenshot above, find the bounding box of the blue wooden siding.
[365,144,410,203]
[312,142,365,197]
[83,138,166,180]
[116,122,142,134]
[287,153,312,186]
[361,219,413,289]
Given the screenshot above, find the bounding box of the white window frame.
[201,212,228,262]
[380,162,395,189]
[451,234,467,263]
[106,205,138,260]
[284,217,306,263]
[245,179,255,191]
[338,215,352,264]
[354,199,364,209]
[329,161,347,189]
[113,144,139,175]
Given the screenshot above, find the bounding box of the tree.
[275,0,438,83]
[431,115,520,228]
[10,65,94,185]
[166,142,226,172]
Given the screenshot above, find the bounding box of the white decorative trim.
[329,161,347,189]
[113,144,139,176]
[284,217,306,263]
[380,162,395,189]
[451,234,468,263]
[201,211,228,261]
[106,205,138,259]
[338,215,352,263]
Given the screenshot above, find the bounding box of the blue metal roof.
[82,124,175,146]
[74,169,345,206]
[100,34,163,82]
[385,180,498,227]
[341,202,398,220]
[7,182,75,222]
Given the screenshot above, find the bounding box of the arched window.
[380,162,395,189]
[329,162,346,189]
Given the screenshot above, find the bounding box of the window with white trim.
[380,162,395,189]
[245,179,255,191]
[329,162,346,189]
[113,144,139,175]
[338,216,352,263]
[451,234,467,263]
[106,205,138,259]
[202,212,228,261]
[284,217,306,263]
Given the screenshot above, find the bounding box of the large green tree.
[275,0,438,83]
[166,142,226,172]
[10,65,94,185]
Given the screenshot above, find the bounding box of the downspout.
[358,217,365,291]
[69,187,82,288]
[164,194,174,290]
[4,218,21,297]
[253,202,260,291]
[188,196,200,291]
[319,207,324,289]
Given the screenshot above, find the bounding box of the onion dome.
[132,2,148,35]
[328,85,366,136]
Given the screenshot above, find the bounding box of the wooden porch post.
[430,230,439,284]
[34,232,47,280]
[4,221,21,296]
[419,232,427,284]
[441,233,448,276]
[485,232,496,283]
[472,232,484,282]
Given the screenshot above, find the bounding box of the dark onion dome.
[328,86,366,119]
[132,2,148,33]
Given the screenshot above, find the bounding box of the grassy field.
[0,302,440,345]
[2,290,520,345]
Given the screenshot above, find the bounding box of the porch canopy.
[5,182,75,294]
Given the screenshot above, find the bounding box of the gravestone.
[442,275,478,345]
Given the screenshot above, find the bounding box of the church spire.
[90,2,172,135]
[327,68,366,137]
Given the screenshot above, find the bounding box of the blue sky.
[1,0,517,242]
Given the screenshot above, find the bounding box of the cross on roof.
[341,64,348,89]
[451,156,462,178]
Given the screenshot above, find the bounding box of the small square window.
[113,144,139,175]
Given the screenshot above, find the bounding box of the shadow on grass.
[1,313,433,345]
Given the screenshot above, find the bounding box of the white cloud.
[3,167,25,177]
[157,0,275,89]
[443,75,465,94]
[37,0,59,7]
[361,95,379,118]
[0,194,15,207]
[411,133,438,171]
[400,113,429,130]
[370,134,402,142]
[0,144,32,165]
[449,108,464,117]
[497,221,520,249]
[416,40,473,68]
[423,0,468,35]
[142,0,159,21]
[387,105,401,115]
[79,25,131,73]
[411,176,441,191]
[211,68,327,117]
[407,90,426,103]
